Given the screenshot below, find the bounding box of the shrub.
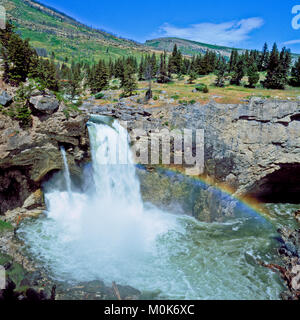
[94,92,105,99]
[203,86,209,93]
[195,83,209,93]
[171,95,180,100]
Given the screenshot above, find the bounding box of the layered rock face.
[159,98,300,200]
[0,110,90,216]
[89,98,300,201]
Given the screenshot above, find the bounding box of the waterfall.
[60,146,72,196]
[18,116,284,300]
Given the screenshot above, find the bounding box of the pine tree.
[230,56,245,86]
[89,60,109,94]
[0,23,36,85]
[263,43,289,89]
[150,53,157,77]
[215,57,227,87]
[121,65,137,97]
[247,62,260,88]
[157,52,170,83]
[259,43,269,72]
[168,44,183,75]
[138,56,145,81]
[290,57,300,87]
[188,71,197,84]
[229,50,238,72]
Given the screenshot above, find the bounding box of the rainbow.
[138,164,273,223]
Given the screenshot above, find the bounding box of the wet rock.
[0,91,13,107]
[0,111,90,215]
[22,189,44,210]
[263,216,300,300]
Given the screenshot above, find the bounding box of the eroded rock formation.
[0,110,90,217]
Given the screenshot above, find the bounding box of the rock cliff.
[0,109,90,216]
[87,98,300,202]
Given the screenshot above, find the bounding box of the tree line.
[2,21,300,101]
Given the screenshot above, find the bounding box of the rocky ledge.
[0,95,90,220]
[85,98,300,202]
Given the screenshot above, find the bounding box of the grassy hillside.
[2,0,153,63]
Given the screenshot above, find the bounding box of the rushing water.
[18,116,287,300]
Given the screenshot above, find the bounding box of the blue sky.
[40,0,300,53]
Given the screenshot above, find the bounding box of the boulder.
[29,95,59,115]
[0,91,13,107]
[22,189,44,210]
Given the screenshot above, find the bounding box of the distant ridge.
[145,37,245,57]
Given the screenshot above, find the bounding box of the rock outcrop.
[29,95,60,115]
[148,98,300,200]
[86,98,300,201]
[0,111,90,216]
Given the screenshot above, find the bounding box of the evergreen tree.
[259,43,269,72]
[157,52,170,83]
[0,22,37,85]
[215,57,227,87]
[229,49,238,72]
[188,71,197,84]
[121,65,137,97]
[290,57,300,87]
[247,62,260,88]
[263,43,289,89]
[89,60,109,94]
[230,56,245,86]
[168,44,183,75]
[138,56,145,81]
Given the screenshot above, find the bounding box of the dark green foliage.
[88,60,109,94]
[247,63,260,88]
[0,22,37,86]
[121,65,138,97]
[32,58,60,92]
[10,83,34,127]
[157,52,170,84]
[168,44,183,75]
[259,43,269,72]
[215,57,227,87]
[188,71,197,84]
[230,56,245,86]
[263,44,290,90]
[290,57,300,87]
[229,49,238,73]
[94,92,105,99]
[190,51,217,76]
[195,83,209,93]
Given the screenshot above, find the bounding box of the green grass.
[0,220,13,232]
[4,0,150,63]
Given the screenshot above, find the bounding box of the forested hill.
[1,0,153,63]
[145,37,241,58]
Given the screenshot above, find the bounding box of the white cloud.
[155,17,264,46]
[283,39,300,45]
